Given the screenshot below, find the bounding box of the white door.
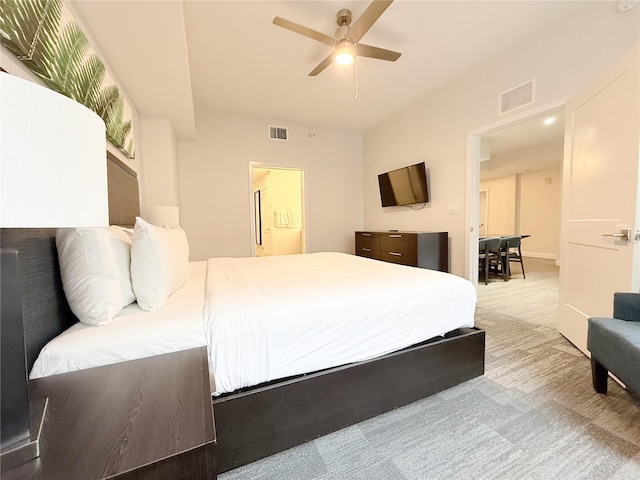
[558,41,640,354]
[479,190,488,237]
[260,186,273,256]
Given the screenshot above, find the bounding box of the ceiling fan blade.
[308,53,334,76]
[349,0,394,43]
[273,17,336,47]
[356,43,401,62]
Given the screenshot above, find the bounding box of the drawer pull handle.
[361,233,372,236]
[389,252,402,256]
[389,235,402,238]
[362,248,372,252]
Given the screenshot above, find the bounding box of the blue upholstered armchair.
[587,293,640,396]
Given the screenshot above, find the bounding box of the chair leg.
[484,257,488,285]
[591,357,608,394]
[519,246,525,279]
[482,246,489,285]
[502,255,508,281]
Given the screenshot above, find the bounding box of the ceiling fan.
[273,0,401,76]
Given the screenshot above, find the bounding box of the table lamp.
[0,72,108,469]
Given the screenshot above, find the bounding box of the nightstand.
[3,347,216,480]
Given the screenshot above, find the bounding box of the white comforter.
[205,252,475,395]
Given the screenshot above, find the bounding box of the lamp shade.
[0,72,108,227]
[140,205,180,227]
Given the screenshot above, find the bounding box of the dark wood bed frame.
[1,151,485,474]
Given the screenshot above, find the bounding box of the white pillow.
[56,226,135,326]
[108,226,136,305]
[130,217,189,311]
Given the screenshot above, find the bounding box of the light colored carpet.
[220,258,640,479]
[477,256,559,329]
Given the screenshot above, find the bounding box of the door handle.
[602,229,630,241]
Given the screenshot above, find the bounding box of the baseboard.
[521,251,558,260]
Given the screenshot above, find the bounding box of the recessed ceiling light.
[544,116,555,126]
[617,1,640,13]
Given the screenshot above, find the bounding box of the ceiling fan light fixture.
[334,40,355,65]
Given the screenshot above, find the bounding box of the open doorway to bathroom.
[250,164,305,257]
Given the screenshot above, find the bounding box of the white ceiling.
[482,108,565,157]
[68,0,596,142]
[479,107,565,180]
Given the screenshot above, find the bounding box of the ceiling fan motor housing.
[336,9,352,26]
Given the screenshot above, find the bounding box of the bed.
[1,152,485,473]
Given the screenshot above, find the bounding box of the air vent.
[499,79,535,115]
[269,126,288,141]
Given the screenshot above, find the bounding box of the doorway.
[467,103,566,328]
[250,164,306,257]
[466,100,567,286]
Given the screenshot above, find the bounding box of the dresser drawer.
[380,250,418,267]
[356,246,380,259]
[355,232,380,250]
[380,233,417,255]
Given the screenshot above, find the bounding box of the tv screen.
[378,162,428,207]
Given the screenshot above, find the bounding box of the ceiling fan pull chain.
[355,56,359,100]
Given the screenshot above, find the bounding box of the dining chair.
[499,236,512,278]
[479,237,503,285]
[501,235,525,279]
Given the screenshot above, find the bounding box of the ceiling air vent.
[269,126,288,141]
[499,79,535,115]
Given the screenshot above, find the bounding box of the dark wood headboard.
[107,151,140,227]
[0,152,140,372]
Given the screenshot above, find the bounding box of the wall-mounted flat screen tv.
[378,162,429,207]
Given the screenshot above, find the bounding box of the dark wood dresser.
[3,347,216,480]
[355,231,449,272]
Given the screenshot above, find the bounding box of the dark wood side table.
[3,347,216,480]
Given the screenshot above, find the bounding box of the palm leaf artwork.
[71,54,106,112]
[95,84,120,120]
[0,0,62,78]
[0,0,135,158]
[43,21,89,97]
[125,137,135,158]
[105,96,134,158]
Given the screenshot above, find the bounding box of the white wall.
[519,167,561,259]
[178,109,363,261]
[480,176,517,235]
[480,166,561,259]
[138,118,179,208]
[363,2,639,277]
[270,169,303,256]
